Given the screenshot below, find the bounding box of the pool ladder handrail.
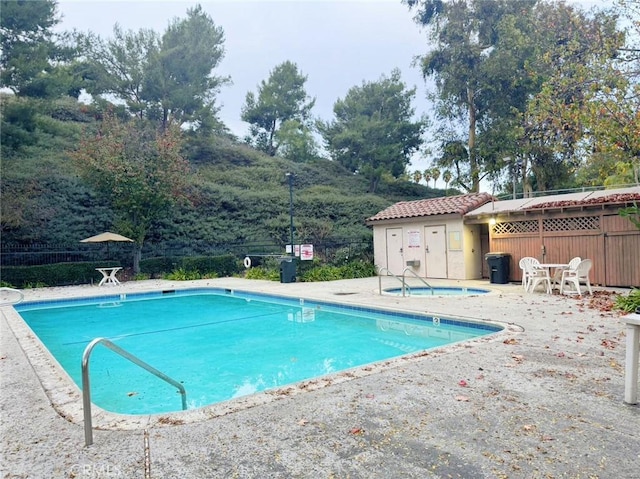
[82,337,187,446]
[402,267,435,296]
[377,267,411,296]
[0,287,24,305]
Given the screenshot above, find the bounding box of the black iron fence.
[0,239,372,268]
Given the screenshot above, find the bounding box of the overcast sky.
[55,0,603,179]
[57,1,431,139]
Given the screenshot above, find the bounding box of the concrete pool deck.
[1,277,638,478]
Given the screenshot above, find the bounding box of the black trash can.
[485,252,511,284]
[280,257,296,283]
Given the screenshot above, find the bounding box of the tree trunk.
[268,119,277,156]
[467,87,480,193]
[132,244,142,276]
[522,155,533,198]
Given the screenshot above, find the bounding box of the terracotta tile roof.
[524,192,640,210]
[367,193,494,222]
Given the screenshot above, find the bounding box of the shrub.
[179,254,238,277]
[141,254,240,279]
[615,289,640,313]
[163,268,202,281]
[245,266,280,281]
[301,259,376,282]
[1,261,118,288]
[140,257,178,278]
[302,265,343,282]
[340,259,377,278]
[244,256,281,281]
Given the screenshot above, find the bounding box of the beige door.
[425,225,447,278]
[385,228,404,275]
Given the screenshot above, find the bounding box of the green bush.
[243,256,281,281]
[302,265,343,282]
[615,289,640,313]
[163,268,203,281]
[179,254,238,277]
[242,257,377,283]
[340,259,377,278]
[140,257,178,278]
[1,261,119,288]
[140,254,240,279]
[245,266,280,281]
[301,259,377,282]
[1,254,241,288]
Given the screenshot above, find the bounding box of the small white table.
[621,312,640,405]
[96,267,122,286]
[538,263,569,290]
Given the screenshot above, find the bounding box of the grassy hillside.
[1,95,441,253]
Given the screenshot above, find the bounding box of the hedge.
[1,261,120,288]
[1,254,243,288]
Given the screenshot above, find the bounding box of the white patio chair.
[559,259,593,296]
[552,256,581,289]
[519,257,540,291]
[522,259,552,294]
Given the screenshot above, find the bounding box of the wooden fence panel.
[542,234,602,284]
[605,234,640,287]
[489,209,639,287]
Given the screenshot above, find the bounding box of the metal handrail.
[82,337,187,446]
[402,267,435,296]
[377,267,410,296]
[0,287,24,305]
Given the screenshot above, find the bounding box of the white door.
[425,225,447,278]
[385,228,404,275]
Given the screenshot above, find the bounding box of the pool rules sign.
[300,244,314,261]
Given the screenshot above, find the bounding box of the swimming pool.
[384,286,490,296]
[15,288,501,415]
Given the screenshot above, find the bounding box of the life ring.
[243,256,252,269]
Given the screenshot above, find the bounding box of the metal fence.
[0,239,373,268]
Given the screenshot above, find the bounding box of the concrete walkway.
[1,277,638,478]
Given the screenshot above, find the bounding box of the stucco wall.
[371,215,483,280]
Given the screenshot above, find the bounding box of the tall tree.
[522,3,629,192]
[1,0,78,98]
[143,4,228,131]
[274,119,320,162]
[78,4,228,131]
[78,25,160,119]
[405,0,537,192]
[406,0,631,195]
[71,114,190,273]
[241,60,316,156]
[319,69,426,193]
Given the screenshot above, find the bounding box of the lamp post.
[506,156,523,200]
[286,172,295,257]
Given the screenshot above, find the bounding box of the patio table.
[96,267,122,286]
[621,312,640,404]
[537,263,569,290]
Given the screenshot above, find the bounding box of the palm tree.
[412,170,422,184]
[423,169,432,187]
[443,170,452,196]
[431,167,441,189]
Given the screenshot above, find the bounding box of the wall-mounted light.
[489,217,497,226]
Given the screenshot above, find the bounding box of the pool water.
[384,287,490,296]
[16,289,499,415]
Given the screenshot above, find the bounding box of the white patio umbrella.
[80,232,134,259]
[80,232,134,244]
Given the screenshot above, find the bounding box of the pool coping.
[4,283,511,431]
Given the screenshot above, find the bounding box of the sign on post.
[300,244,314,261]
